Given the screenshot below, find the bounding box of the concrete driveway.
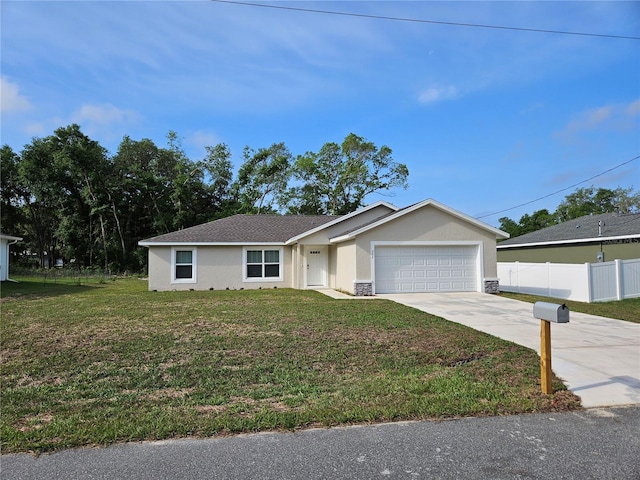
[377,292,640,408]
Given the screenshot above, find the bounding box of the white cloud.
[186,130,223,158]
[626,99,640,116]
[417,85,459,104]
[555,99,639,139]
[519,103,545,115]
[71,103,138,127]
[66,103,141,149]
[0,76,32,113]
[25,122,45,136]
[563,106,613,134]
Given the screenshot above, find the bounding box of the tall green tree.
[50,124,112,269]
[7,127,413,272]
[17,125,117,269]
[18,136,63,268]
[111,136,165,271]
[109,134,239,271]
[555,186,640,222]
[233,142,292,214]
[499,209,556,238]
[499,186,639,239]
[285,133,409,215]
[201,143,241,218]
[0,145,26,233]
[163,131,217,229]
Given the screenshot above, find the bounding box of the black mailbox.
[533,302,569,323]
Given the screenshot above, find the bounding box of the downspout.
[6,239,20,283]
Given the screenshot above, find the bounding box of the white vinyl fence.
[498,258,640,303]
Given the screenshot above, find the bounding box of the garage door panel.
[375,245,477,293]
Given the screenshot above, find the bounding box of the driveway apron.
[377,292,640,408]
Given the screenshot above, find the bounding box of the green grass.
[1,277,580,453]
[499,292,640,323]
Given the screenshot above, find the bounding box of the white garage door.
[375,245,478,293]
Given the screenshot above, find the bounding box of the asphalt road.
[3,406,639,480]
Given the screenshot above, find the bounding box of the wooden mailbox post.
[533,302,570,394]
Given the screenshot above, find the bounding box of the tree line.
[1,125,409,273]
[498,186,640,239]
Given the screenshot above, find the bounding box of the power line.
[476,155,640,219]
[209,0,640,40]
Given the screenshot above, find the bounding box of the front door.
[306,246,327,287]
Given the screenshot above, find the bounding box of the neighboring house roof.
[497,212,640,249]
[329,198,509,243]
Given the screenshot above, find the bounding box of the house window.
[244,247,283,282]
[172,248,197,283]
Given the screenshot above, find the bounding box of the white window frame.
[243,246,284,282]
[171,247,197,284]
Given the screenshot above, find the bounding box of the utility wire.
[210,0,640,40]
[209,0,639,215]
[476,155,640,219]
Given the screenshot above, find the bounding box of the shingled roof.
[139,214,339,244]
[498,212,640,248]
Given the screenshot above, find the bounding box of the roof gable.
[497,212,640,249]
[329,199,508,242]
[284,201,398,244]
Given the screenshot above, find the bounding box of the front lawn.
[499,292,640,323]
[1,278,580,453]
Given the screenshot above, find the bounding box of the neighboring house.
[139,199,508,295]
[0,233,22,282]
[497,212,640,264]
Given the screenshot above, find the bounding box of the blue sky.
[2,1,639,226]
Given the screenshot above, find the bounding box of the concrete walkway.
[376,292,640,408]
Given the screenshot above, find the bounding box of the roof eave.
[0,234,23,241]
[138,241,286,247]
[497,234,640,249]
[329,234,351,244]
